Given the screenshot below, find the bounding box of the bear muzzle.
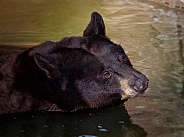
[120,75,149,100]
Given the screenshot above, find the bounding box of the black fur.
[0,12,148,114]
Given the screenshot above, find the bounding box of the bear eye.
[117,55,126,63]
[103,71,112,79]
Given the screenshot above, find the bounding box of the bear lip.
[121,88,146,100]
[121,93,130,100]
[119,79,146,100]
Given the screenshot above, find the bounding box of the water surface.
[0,0,184,137]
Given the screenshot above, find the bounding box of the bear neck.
[0,51,58,114]
[13,51,50,100]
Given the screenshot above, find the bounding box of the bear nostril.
[134,75,149,92]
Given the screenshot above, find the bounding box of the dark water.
[0,0,184,137]
[0,106,147,137]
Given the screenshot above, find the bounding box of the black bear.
[0,12,149,114]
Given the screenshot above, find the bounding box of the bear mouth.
[119,80,146,100]
[121,91,144,100]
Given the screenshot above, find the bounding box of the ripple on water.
[103,0,184,136]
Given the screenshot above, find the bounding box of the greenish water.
[0,0,184,137]
[0,0,103,46]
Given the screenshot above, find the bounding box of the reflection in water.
[0,0,184,137]
[0,106,147,137]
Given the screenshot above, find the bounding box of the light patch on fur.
[119,79,138,100]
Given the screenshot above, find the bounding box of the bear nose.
[134,75,149,93]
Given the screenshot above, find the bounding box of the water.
[0,106,147,137]
[0,0,184,137]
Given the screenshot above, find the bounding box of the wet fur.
[0,12,148,114]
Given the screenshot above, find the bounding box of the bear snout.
[133,75,149,93]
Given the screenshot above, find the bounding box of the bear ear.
[34,53,54,78]
[83,12,106,37]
